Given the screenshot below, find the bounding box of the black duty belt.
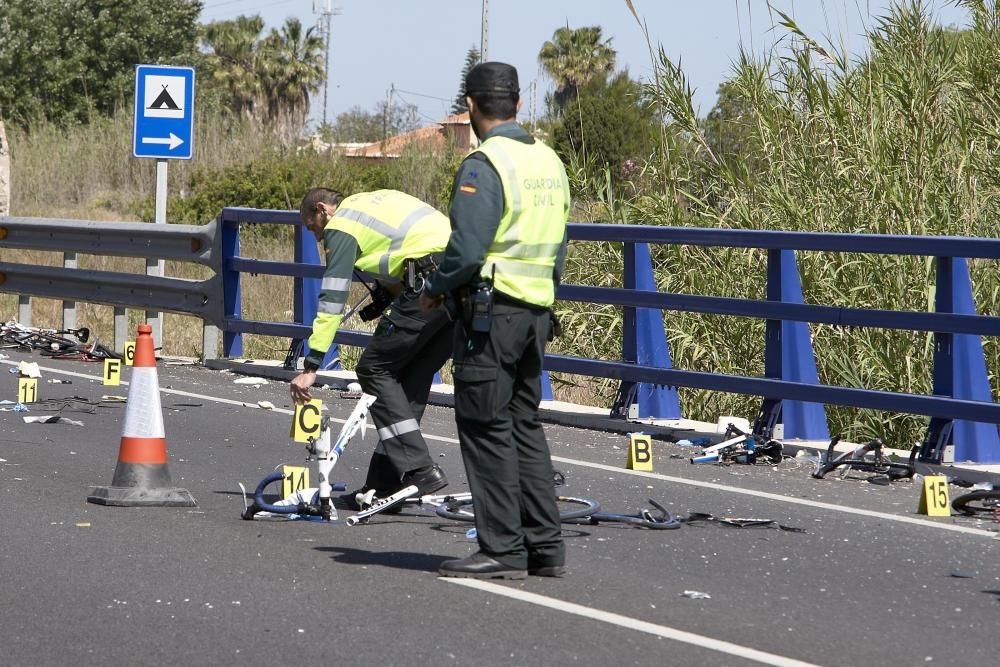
[403,252,444,291]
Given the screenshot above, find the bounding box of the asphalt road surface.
[2,349,998,666]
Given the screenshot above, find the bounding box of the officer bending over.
[292,188,453,509]
[421,62,571,579]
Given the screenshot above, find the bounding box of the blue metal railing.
[217,207,1000,464]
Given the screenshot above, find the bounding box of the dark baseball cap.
[464,62,520,95]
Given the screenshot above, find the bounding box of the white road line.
[552,456,997,538]
[441,579,821,667]
[0,360,461,442]
[7,360,992,537]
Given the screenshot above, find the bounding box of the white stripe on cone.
[122,366,166,439]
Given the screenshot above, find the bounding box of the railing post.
[62,252,77,330]
[201,320,219,361]
[221,214,243,357]
[610,241,639,418]
[761,249,828,440]
[17,295,31,326]
[113,307,127,353]
[922,256,1000,463]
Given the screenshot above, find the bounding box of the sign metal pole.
[145,158,168,349]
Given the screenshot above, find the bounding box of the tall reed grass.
[604,0,1000,446]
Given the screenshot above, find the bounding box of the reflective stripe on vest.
[472,136,570,307]
[326,190,449,280]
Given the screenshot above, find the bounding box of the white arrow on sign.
[141,133,184,150]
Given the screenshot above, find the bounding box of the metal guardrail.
[0,216,222,356]
[2,209,998,464]
[218,208,1000,464]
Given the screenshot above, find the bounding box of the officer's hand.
[290,371,318,404]
[419,291,444,313]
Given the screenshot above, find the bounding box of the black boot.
[439,551,527,579]
[401,463,448,496]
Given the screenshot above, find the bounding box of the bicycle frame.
[307,393,377,520]
[242,393,427,524]
[811,435,916,481]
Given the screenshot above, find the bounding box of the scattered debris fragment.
[950,570,976,579]
[234,376,269,385]
[75,522,91,528]
[680,590,711,599]
[675,437,711,447]
[17,361,41,378]
[689,424,783,466]
[23,415,84,426]
[257,400,275,410]
[682,512,806,533]
[47,379,72,384]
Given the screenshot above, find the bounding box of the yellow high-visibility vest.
[472,136,570,307]
[326,189,449,280]
[308,190,448,358]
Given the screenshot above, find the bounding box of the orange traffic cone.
[87,324,196,507]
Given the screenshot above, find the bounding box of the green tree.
[551,71,658,182]
[0,0,203,126]
[451,46,481,115]
[327,100,419,143]
[538,25,617,112]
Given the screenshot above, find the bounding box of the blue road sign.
[133,65,195,160]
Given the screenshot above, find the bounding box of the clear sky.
[198,0,970,129]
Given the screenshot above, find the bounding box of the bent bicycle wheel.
[951,490,1000,516]
[436,495,600,523]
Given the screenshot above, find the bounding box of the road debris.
[23,415,84,426]
[680,590,711,599]
[257,400,275,410]
[682,512,806,533]
[17,361,41,378]
[75,522,91,528]
[234,376,269,385]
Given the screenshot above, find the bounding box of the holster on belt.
[403,252,444,292]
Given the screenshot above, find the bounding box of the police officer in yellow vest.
[420,62,570,579]
[292,188,452,508]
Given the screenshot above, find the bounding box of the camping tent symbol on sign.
[144,75,185,119]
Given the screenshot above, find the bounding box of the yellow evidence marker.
[124,341,136,366]
[292,399,323,443]
[282,464,310,499]
[103,358,122,386]
[627,433,653,471]
[18,377,38,403]
[917,475,951,516]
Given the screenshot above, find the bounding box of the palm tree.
[538,25,617,111]
[259,18,325,135]
[201,15,265,120]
